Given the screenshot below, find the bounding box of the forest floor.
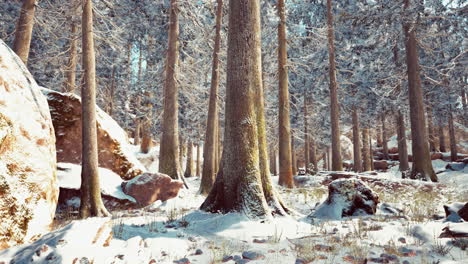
[1,159,467,264]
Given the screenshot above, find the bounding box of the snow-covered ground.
[1,158,467,264]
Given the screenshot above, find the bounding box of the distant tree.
[159,0,183,180]
[277,0,294,187]
[352,107,362,172]
[79,0,110,218]
[326,0,342,171]
[12,0,36,65]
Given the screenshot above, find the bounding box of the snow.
[2,157,468,264]
[57,163,136,203]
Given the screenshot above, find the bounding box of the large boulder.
[373,160,389,170]
[0,40,58,250]
[42,89,144,180]
[121,173,184,206]
[310,178,379,219]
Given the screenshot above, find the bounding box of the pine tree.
[79,0,110,218]
[13,0,36,65]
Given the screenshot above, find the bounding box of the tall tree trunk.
[426,104,437,152]
[369,128,374,171]
[381,114,389,160]
[403,0,437,182]
[396,110,409,177]
[179,137,185,173]
[326,0,343,171]
[291,133,297,176]
[200,0,222,194]
[216,115,222,172]
[352,107,362,172]
[376,126,383,148]
[79,0,109,218]
[362,127,371,171]
[438,124,447,152]
[134,96,141,145]
[324,150,329,171]
[461,87,467,126]
[310,138,318,172]
[159,0,182,180]
[64,22,78,93]
[304,90,310,170]
[200,0,288,218]
[108,65,116,116]
[184,141,195,177]
[270,149,278,176]
[13,0,36,65]
[277,0,294,187]
[448,109,457,161]
[196,143,201,177]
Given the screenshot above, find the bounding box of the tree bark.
[326,0,343,171]
[179,137,185,173]
[381,114,389,160]
[304,90,310,170]
[107,65,116,116]
[270,149,278,176]
[376,127,383,148]
[396,110,409,177]
[196,143,201,177]
[369,128,374,171]
[200,0,288,218]
[426,104,437,152]
[159,0,182,180]
[13,0,36,65]
[79,0,109,218]
[362,127,371,171]
[403,0,437,182]
[448,109,457,161]
[291,133,297,176]
[184,141,195,177]
[438,124,447,152]
[134,96,141,145]
[277,0,294,187]
[200,0,222,194]
[352,107,362,172]
[64,22,78,93]
[310,138,318,172]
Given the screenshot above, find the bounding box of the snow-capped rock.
[0,40,58,250]
[42,88,145,180]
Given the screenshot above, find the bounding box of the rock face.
[42,89,144,180]
[373,160,389,170]
[121,173,184,206]
[458,203,468,222]
[0,40,58,250]
[311,178,379,219]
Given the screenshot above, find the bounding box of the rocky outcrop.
[0,40,58,250]
[310,178,379,219]
[42,89,144,180]
[458,203,468,222]
[121,173,184,206]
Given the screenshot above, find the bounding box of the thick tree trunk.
[376,127,383,148]
[79,0,109,218]
[362,127,371,171]
[381,114,389,160]
[200,0,222,194]
[396,110,410,177]
[159,0,182,180]
[64,22,78,93]
[200,0,288,218]
[13,0,36,65]
[448,109,457,161]
[426,104,437,152]
[184,141,195,177]
[438,124,447,152]
[403,0,437,182]
[304,90,310,170]
[277,0,294,188]
[352,107,362,172]
[326,0,343,171]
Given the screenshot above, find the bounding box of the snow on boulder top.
[311,178,379,220]
[57,163,135,203]
[42,88,145,180]
[0,40,58,250]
